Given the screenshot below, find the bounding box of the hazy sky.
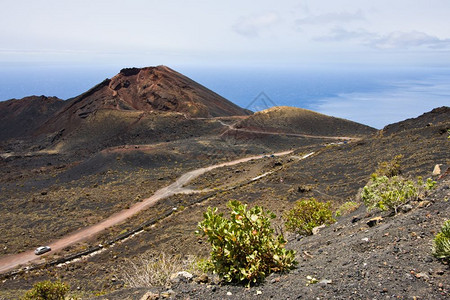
[1,0,450,68]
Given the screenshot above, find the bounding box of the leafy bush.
[21,280,69,300]
[417,176,437,191]
[335,201,360,217]
[361,174,436,214]
[374,154,403,178]
[283,198,335,235]
[432,220,450,261]
[197,200,297,285]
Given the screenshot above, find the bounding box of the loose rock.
[433,164,441,176]
[352,216,361,223]
[170,271,193,283]
[312,224,326,235]
[271,277,281,283]
[367,216,383,227]
[194,274,209,284]
[417,201,432,208]
[140,292,159,300]
[319,279,333,285]
[415,272,430,280]
[399,204,413,213]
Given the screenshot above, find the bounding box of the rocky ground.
[0,106,448,299]
[97,177,450,300]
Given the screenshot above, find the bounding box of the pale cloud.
[295,10,365,28]
[232,12,280,38]
[1,1,450,67]
[316,27,450,50]
[314,27,372,42]
[371,31,450,49]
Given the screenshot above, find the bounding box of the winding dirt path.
[0,150,294,274]
[217,120,360,141]
[0,116,362,274]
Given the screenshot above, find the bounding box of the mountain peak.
[35,66,251,134]
[74,65,251,118]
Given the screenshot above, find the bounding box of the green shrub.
[361,174,436,214]
[432,220,450,261]
[197,200,297,286]
[21,280,69,300]
[335,201,360,217]
[284,198,335,235]
[418,176,437,191]
[374,154,403,178]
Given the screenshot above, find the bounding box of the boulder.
[170,271,193,283]
[432,164,442,176]
[140,291,159,300]
[312,224,326,235]
[367,216,383,227]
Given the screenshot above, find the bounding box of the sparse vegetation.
[335,201,360,217]
[283,198,335,236]
[432,220,450,261]
[21,280,69,300]
[361,174,436,214]
[197,200,297,286]
[121,252,197,287]
[374,154,403,178]
[296,184,313,193]
[1,82,448,299]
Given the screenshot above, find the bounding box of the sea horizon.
[1,64,449,129]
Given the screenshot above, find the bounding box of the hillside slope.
[235,106,376,137]
[98,178,450,299]
[0,66,252,154]
[0,105,448,299]
[382,106,449,135]
[0,76,448,299]
[39,66,251,135]
[0,96,64,140]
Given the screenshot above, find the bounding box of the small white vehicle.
[34,246,51,255]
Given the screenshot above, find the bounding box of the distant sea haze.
[186,66,450,129]
[1,65,449,129]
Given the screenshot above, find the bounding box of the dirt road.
[217,120,360,141]
[0,150,294,274]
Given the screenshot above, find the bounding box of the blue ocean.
[1,65,449,129]
[183,66,450,129]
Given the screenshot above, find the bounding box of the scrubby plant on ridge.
[283,197,335,236]
[361,155,436,214]
[373,154,403,178]
[432,219,450,261]
[197,200,297,286]
[361,174,436,214]
[335,201,360,217]
[21,280,69,300]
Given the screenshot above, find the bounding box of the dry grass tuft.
[120,252,198,287]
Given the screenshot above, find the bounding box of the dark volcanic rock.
[39,66,251,135]
[235,106,377,137]
[0,66,252,154]
[0,96,65,140]
[382,106,450,135]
